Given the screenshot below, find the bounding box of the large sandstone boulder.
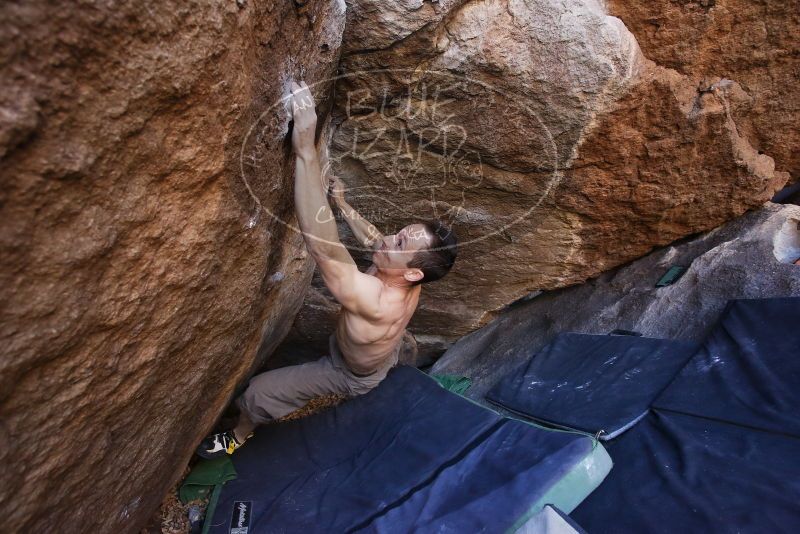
[0,0,344,531]
[278,0,790,361]
[432,202,800,401]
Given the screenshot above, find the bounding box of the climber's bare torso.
[335,264,422,374]
[327,223,432,373]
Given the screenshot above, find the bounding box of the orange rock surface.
[0,0,344,531]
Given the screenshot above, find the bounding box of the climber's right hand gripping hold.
[289,81,385,319]
[290,81,318,160]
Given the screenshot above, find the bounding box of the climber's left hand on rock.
[329,175,347,207]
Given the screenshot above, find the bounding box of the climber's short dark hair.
[409,220,458,285]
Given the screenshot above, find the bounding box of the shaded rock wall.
[278,0,791,361]
[0,0,344,531]
[432,203,800,401]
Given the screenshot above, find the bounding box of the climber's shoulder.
[320,261,385,319]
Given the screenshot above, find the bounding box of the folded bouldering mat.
[572,297,800,532]
[204,366,611,534]
[653,297,800,436]
[571,409,800,532]
[486,333,699,439]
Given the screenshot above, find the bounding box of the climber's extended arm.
[329,175,384,249]
[290,81,383,318]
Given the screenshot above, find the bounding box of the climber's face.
[372,224,432,277]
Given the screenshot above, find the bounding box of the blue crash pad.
[486,333,699,439]
[654,297,800,436]
[205,366,611,534]
[572,409,800,533]
[574,298,800,533]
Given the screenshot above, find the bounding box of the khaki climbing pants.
[237,334,399,423]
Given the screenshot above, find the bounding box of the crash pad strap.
[179,457,237,504]
[179,457,237,534]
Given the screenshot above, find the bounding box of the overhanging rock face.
[432,203,800,400]
[281,0,790,360]
[0,1,344,531]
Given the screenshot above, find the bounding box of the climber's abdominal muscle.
[334,277,421,374]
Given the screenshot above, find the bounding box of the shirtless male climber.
[197,81,458,458]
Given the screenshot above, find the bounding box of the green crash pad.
[180,456,237,534]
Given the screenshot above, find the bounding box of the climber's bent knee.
[236,391,273,426]
[235,355,353,422]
